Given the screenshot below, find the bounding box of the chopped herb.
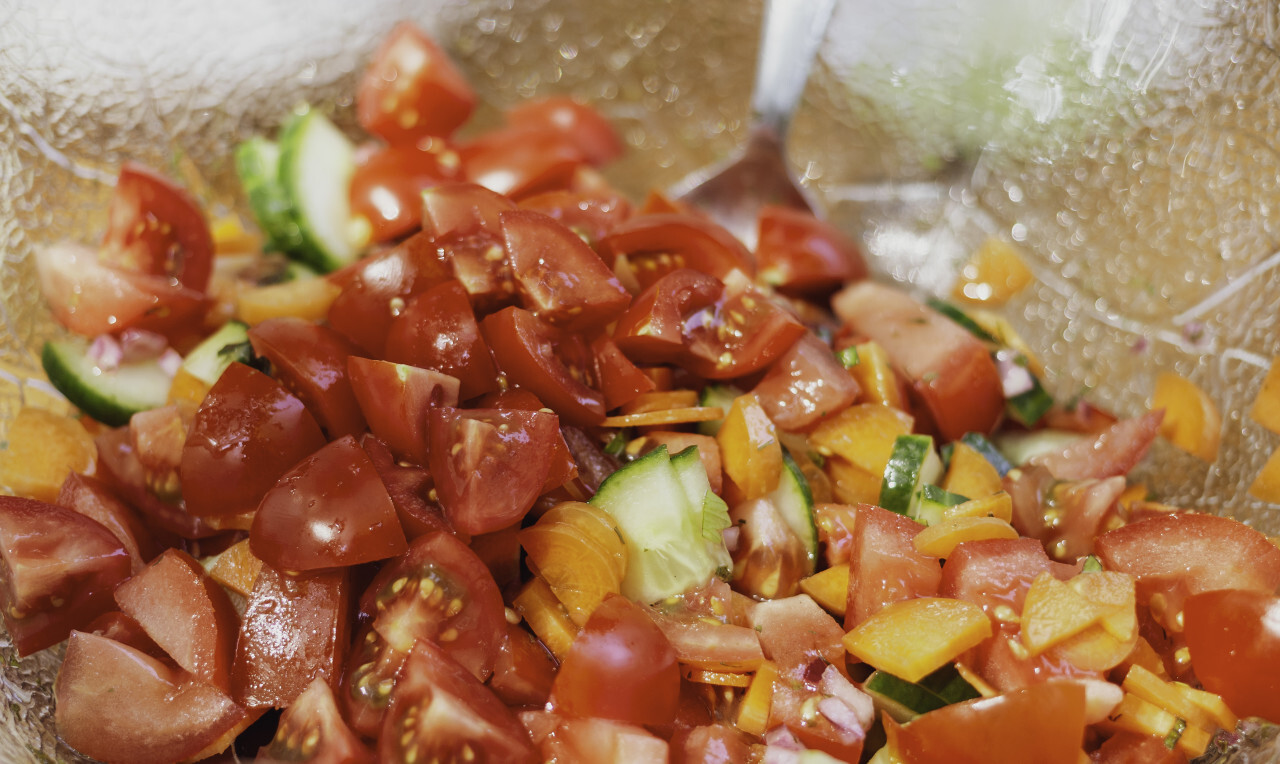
[1165,717,1187,749]
[807,450,826,468]
[837,346,860,368]
[1082,555,1103,573]
[603,430,628,456]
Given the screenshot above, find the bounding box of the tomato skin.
[348,357,460,467]
[350,138,461,244]
[484,389,579,494]
[181,362,327,517]
[251,435,408,571]
[752,330,860,431]
[422,183,521,310]
[0,495,131,656]
[113,548,239,692]
[518,190,631,246]
[845,503,942,629]
[94,425,221,541]
[886,682,1088,764]
[55,630,247,764]
[755,204,868,296]
[256,677,373,764]
[613,268,724,364]
[1183,589,1280,723]
[501,209,632,331]
[833,281,1004,441]
[600,213,755,286]
[481,307,608,427]
[427,407,558,535]
[1093,731,1187,764]
[506,96,623,167]
[326,231,453,356]
[356,21,476,143]
[938,537,1068,616]
[359,433,454,540]
[380,638,537,764]
[85,610,170,663]
[341,623,410,738]
[461,125,587,199]
[1007,466,1126,562]
[1030,411,1164,482]
[592,334,656,410]
[489,622,558,707]
[100,162,215,293]
[248,317,367,440]
[551,593,681,728]
[232,566,351,710]
[56,472,158,573]
[384,280,501,400]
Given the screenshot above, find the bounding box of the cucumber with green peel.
[926,298,999,344]
[879,434,942,516]
[669,445,733,576]
[179,320,250,387]
[911,483,969,526]
[959,431,1013,476]
[41,341,172,427]
[864,666,980,721]
[276,107,361,272]
[696,384,742,436]
[235,137,302,254]
[770,450,818,570]
[993,429,1083,468]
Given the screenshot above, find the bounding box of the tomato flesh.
[248,317,368,440]
[56,472,157,573]
[356,21,476,143]
[347,356,460,468]
[755,204,867,296]
[1183,589,1280,723]
[845,503,942,629]
[506,96,623,167]
[350,139,462,244]
[100,161,214,293]
[384,279,501,400]
[257,677,373,764]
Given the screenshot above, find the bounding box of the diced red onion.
[995,349,1035,398]
[819,665,875,730]
[817,696,864,733]
[158,349,183,377]
[721,525,740,552]
[118,328,169,362]
[88,334,123,371]
[762,726,801,750]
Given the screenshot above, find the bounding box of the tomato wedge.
[506,96,623,166]
[613,268,723,364]
[460,125,587,199]
[752,330,860,430]
[100,162,215,293]
[518,190,631,247]
[350,139,462,244]
[599,213,755,286]
[257,677,373,764]
[56,472,157,574]
[348,357,460,467]
[384,279,501,400]
[356,21,476,143]
[248,317,367,440]
[1183,589,1280,723]
[422,183,519,309]
[845,503,942,629]
[755,204,867,296]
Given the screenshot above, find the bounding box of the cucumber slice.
[670,446,733,576]
[235,137,303,253]
[590,446,726,604]
[180,320,250,387]
[770,451,818,570]
[879,434,942,516]
[864,666,980,721]
[696,384,742,436]
[993,429,1083,467]
[277,107,360,272]
[911,484,969,527]
[42,341,172,427]
[926,298,998,343]
[959,432,1013,477]
[1005,372,1054,427]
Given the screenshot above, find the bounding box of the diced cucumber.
[277,107,361,272]
[590,445,728,604]
[235,137,303,253]
[864,666,980,722]
[879,434,942,516]
[41,340,172,427]
[959,432,1013,477]
[993,429,1083,467]
[911,483,969,527]
[180,320,250,387]
[696,384,742,436]
[670,446,733,577]
[1005,372,1054,427]
[770,451,818,571]
[926,298,998,344]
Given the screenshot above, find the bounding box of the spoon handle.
[749,0,838,140]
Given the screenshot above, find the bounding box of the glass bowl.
[1,0,1276,759]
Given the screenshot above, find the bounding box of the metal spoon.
[672,0,837,250]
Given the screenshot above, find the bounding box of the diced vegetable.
[842,597,992,682]
[950,237,1034,305]
[1151,371,1221,461]
[41,340,173,427]
[0,407,96,502]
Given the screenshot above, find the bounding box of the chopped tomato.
[527,712,670,763]
[1029,411,1164,481]
[489,622,558,707]
[755,204,867,296]
[599,213,755,286]
[845,504,942,629]
[84,610,169,663]
[180,362,327,517]
[519,190,631,246]
[422,183,520,309]
[383,279,501,400]
[359,433,453,539]
[482,389,578,493]
[750,594,846,673]
[231,566,351,710]
[1183,589,1280,724]
[256,677,373,764]
[506,96,623,166]
[247,317,368,440]
[1006,466,1126,561]
[675,724,753,764]
[0,496,131,655]
[356,21,476,142]
[551,594,680,728]
[99,162,214,293]
[460,124,587,199]
[347,357,460,467]
[591,334,656,410]
[95,425,222,541]
[752,330,860,431]
[340,623,410,738]
[642,601,764,672]
[56,472,157,573]
[350,138,462,243]
[613,268,723,365]
[1093,731,1188,764]
[113,548,239,692]
[682,271,807,380]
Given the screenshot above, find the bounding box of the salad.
[2,18,1278,764]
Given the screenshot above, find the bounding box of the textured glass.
[0,0,1276,758]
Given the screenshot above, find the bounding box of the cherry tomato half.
[100,162,215,293]
[356,21,476,143]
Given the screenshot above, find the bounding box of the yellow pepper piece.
[913,516,1018,558]
[1122,665,1219,734]
[513,577,580,662]
[1151,372,1221,461]
[799,563,849,617]
[167,366,213,421]
[951,237,1034,306]
[941,491,1014,524]
[1067,571,1136,642]
[205,539,263,598]
[735,660,778,737]
[1020,572,1103,656]
[1250,358,1280,434]
[716,394,782,501]
[0,407,97,502]
[848,341,904,410]
[969,310,1046,377]
[1171,682,1238,733]
[237,277,341,326]
[942,442,1003,499]
[824,457,882,506]
[682,667,753,688]
[1248,448,1280,503]
[842,597,992,683]
[210,214,264,255]
[810,403,914,476]
[1101,692,1213,759]
[1116,482,1149,511]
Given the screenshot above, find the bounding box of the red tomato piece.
[113,548,239,692]
[251,435,408,571]
[247,317,367,440]
[481,307,607,427]
[613,268,724,364]
[460,124,587,199]
[422,183,520,310]
[359,434,454,540]
[938,537,1068,617]
[730,496,813,600]
[358,531,506,682]
[256,677,373,764]
[1093,731,1188,764]
[518,190,631,247]
[384,280,501,400]
[752,331,860,431]
[489,622,558,707]
[56,472,157,573]
[350,138,462,244]
[99,162,214,293]
[95,425,220,541]
[348,356,460,467]
[0,496,130,656]
[422,181,513,239]
[181,363,326,517]
[379,638,537,764]
[1006,466,1126,561]
[845,503,942,629]
[56,631,248,764]
[483,388,579,494]
[755,204,868,296]
[341,623,409,738]
[815,503,859,566]
[506,96,623,167]
[356,21,476,143]
[599,213,755,286]
[501,209,631,331]
[427,407,557,534]
[833,281,1004,441]
[642,603,765,672]
[529,713,670,763]
[1184,589,1280,725]
[326,231,452,356]
[751,594,846,672]
[231,566,351,710]
[885,682,1087,764]
[84,610,169,664]
[551,594,681,728]
[591,334,656,410]
[1029,411,1164,482]
[683,270,807,380]
[36,241,208,340]
[676,724,754,764]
